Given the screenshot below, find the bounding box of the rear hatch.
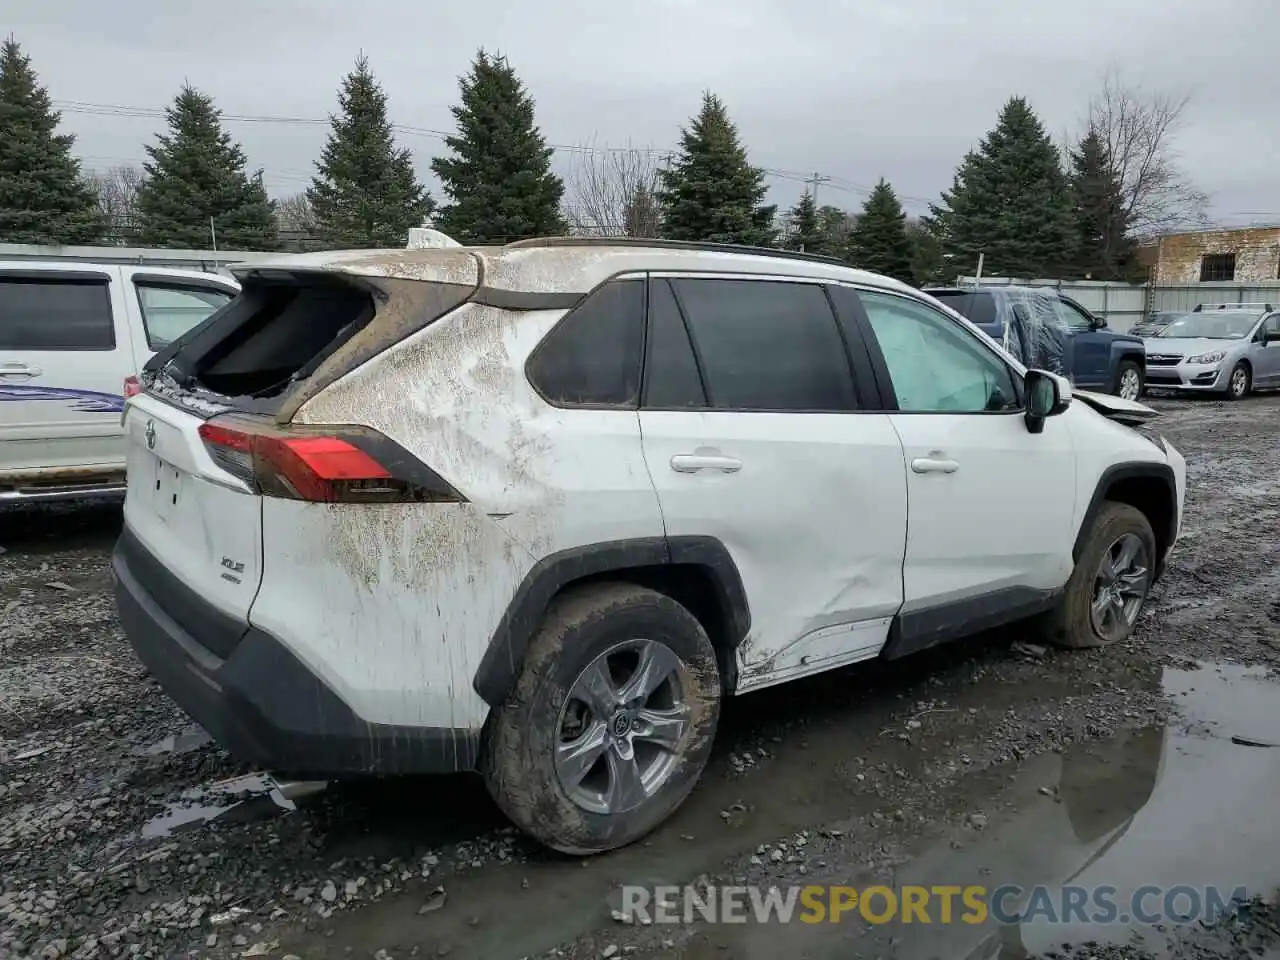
[122,253,480,647]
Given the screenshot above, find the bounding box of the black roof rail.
[503,235,853,268]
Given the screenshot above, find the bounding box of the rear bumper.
[112,528,480,776]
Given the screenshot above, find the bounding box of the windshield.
[930,290,998,325]
[1159,313,1258,339]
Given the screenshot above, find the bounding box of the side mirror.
[1024,369,1070,434]
[1091,316,1108,330]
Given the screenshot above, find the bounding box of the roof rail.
[1192,301,1274,312]
[504,235,852,268]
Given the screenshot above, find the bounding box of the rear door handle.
[0,362,42,378]
[670,454,743,474]
[911,457,960,474]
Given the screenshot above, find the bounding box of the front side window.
[859,290,1020,413]
[671,278,857,412]
[1058,298,1095,332]
[0,277,115,350]
[526,279,644,407]
[136,283,233,349]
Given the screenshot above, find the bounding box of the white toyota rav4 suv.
[113,238,1185,854]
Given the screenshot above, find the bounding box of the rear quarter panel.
[260,300,665,730]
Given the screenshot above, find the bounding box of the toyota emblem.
[145,420,156,450]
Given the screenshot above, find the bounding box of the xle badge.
[220,556,245,584]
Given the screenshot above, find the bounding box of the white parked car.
[112,239,1186,855]
[0,261,239,501]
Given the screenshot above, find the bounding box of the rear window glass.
[527,279,644,407]
[931,290,998,326]
[136,283,233,349]
[0,278,115,350]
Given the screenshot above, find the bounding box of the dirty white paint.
[248,498,528,729]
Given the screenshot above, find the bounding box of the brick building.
[1150,225,1280,284]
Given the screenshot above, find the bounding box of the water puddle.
[671,660,1280,959]
[140,773,326,839]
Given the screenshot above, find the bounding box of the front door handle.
[0,362,42,378]
[911,457,960,475]
[670,454,743,474]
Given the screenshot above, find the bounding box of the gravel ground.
[2,395,1280,960]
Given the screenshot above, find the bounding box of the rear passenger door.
[638,274,909,689]
[0,267,135,477]
[845,286,1078,653]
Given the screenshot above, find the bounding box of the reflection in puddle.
[140,773,326,839]
[658,661,1280,960]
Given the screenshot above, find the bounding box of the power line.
[57,98,935,210]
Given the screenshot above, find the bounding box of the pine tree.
[907,221,949,286]
[1070,129,1137,280]
[133,84,277,250]
[623,183,659,238]
[926,97,1075,278]
[432,50,566,243]
[0,38,103,244]
[847,179,915,284]
[309,56,432,249]
[785,191,821,253]
[656,92,776,247]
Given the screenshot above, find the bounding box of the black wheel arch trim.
[473,535,751,707]
[1072,461,1178,569]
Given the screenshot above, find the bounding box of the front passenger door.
[1254,313,1280,388]
[851,288,1079,653]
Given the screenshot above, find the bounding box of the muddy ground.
[2,395,1280,960]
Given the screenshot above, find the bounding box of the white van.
[0,261,239,502]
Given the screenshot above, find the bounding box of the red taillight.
[124,376,142,399]
[196,420,460,504]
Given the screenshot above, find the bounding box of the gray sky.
[11,0,1280,228]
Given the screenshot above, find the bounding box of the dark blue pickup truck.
[926,285,1147,400]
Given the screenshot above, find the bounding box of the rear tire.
[1226,362,1251,400]
[1042,502,1157,650]
[1114,361,1143,401]
[481,582,720,855]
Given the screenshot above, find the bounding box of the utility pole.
[804,171,832,207]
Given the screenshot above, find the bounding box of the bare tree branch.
[88,166,143,243]
[565,138,662,237]
[275,192,322,250]
[1087,65,1209,238]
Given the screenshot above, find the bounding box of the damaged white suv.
[113,238,1186,854]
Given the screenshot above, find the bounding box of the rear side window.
[136,283,234,349]
[0,277,115,350]
[527,279,644,407]
[643,279,706,408]
[930,290,998,326]
[671,278,856,412]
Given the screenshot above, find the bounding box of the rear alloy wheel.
[1042,502,1157,649]
[1115,361,1143,401]
[482,582,720,855]
[1227,362,1251,401]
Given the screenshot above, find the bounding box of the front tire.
[1042,502,1157,650]
[481,582,721,855]
[1115,361,1143,401]
[1226,362,1251,400]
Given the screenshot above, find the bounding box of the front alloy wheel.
[1042,501,1158,650]
[1089,533,1151,644]
[1117,365,1142,401]
[1227,363,1251,400]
